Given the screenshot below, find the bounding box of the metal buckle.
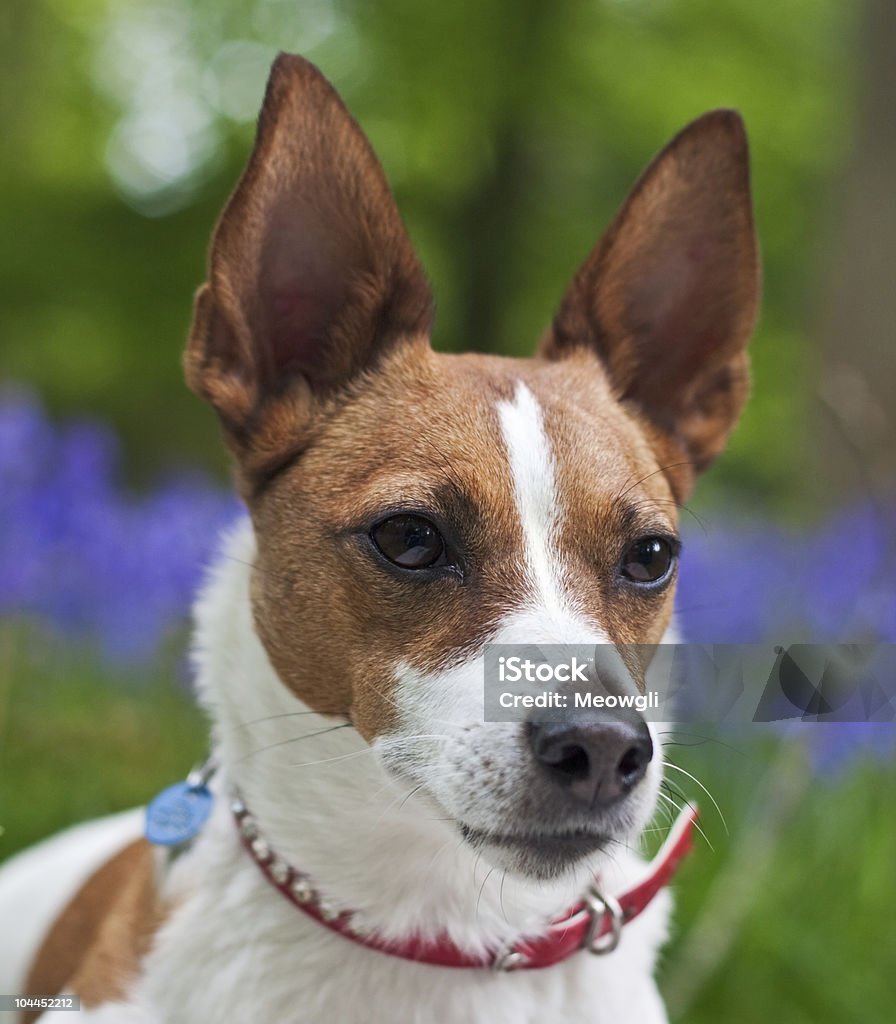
[492,945,528,972]
[187,754,218,790]
[583,886,624,955]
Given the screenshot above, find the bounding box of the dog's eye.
[371,515,446,570]
[619,536,676,585]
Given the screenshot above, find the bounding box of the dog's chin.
[458,823,612,881]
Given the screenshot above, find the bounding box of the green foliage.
[0,0,859,503]
[659,737,896,1022]
[677,762,896,1023]
[0,629,206,854]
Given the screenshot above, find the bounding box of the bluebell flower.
[0,387,239,662]
[677,506,896,645]
[675,501,896,772]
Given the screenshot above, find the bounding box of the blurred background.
[1,0,894,1020]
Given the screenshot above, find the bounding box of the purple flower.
[0,387,240,663]
[677,506,896,644]
[676,502,896,772]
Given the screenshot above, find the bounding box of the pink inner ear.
[267,282,335,375]
[259,207,352,382]
[626,231,732,380]
[190,54,435,433]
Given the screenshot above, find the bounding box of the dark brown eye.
[620,536,676,585]
[370,515,446,570]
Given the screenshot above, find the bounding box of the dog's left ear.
[185,54,433,485]
[541,110,760,494]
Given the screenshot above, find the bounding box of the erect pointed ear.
[541,110,760,493]
[185,54,433,482]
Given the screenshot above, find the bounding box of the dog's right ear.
[185,54,433,482]
[540,110,759,497]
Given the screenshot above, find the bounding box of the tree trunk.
[817,0,896,502]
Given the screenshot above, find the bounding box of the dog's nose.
[528,718,653,807]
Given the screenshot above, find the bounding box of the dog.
[0,53,758,1024]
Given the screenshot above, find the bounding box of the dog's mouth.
[459,822,609,877]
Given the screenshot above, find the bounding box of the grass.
[1,624,894,1021]
[0,625,206,856]
[659,737,896,1022]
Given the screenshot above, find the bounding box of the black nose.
[528,718,653,807]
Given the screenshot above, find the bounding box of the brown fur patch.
[23,839,162,1022]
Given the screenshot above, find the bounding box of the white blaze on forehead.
[497,382,569,615]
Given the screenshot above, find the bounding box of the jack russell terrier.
[0,53,758,1024]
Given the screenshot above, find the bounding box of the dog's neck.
[189,517,647,954]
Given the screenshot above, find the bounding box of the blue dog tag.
[145,780,214,846]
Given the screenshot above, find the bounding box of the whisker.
[380,734,454,746]
[661,775,690,805]
[627,497,709,535]
[651,791,676,826]
[237,710,342,728]
[398,783,426,811]
[660,785,713,851]
[614,462,693,503]
[663,761,729,834]
[678,504,709,534]
[470,849,484,894]
[288,747,373,769]
[688,815,714,852]
[476,867,496,919]
[640,825,678,836]
[655,788,682,816]
[659,730,748,757]
[236,723,353,763]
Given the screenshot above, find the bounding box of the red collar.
[232,796,697,971]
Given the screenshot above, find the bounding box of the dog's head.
[185,55,758,881]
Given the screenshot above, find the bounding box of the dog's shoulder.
[23,837,164,1022]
